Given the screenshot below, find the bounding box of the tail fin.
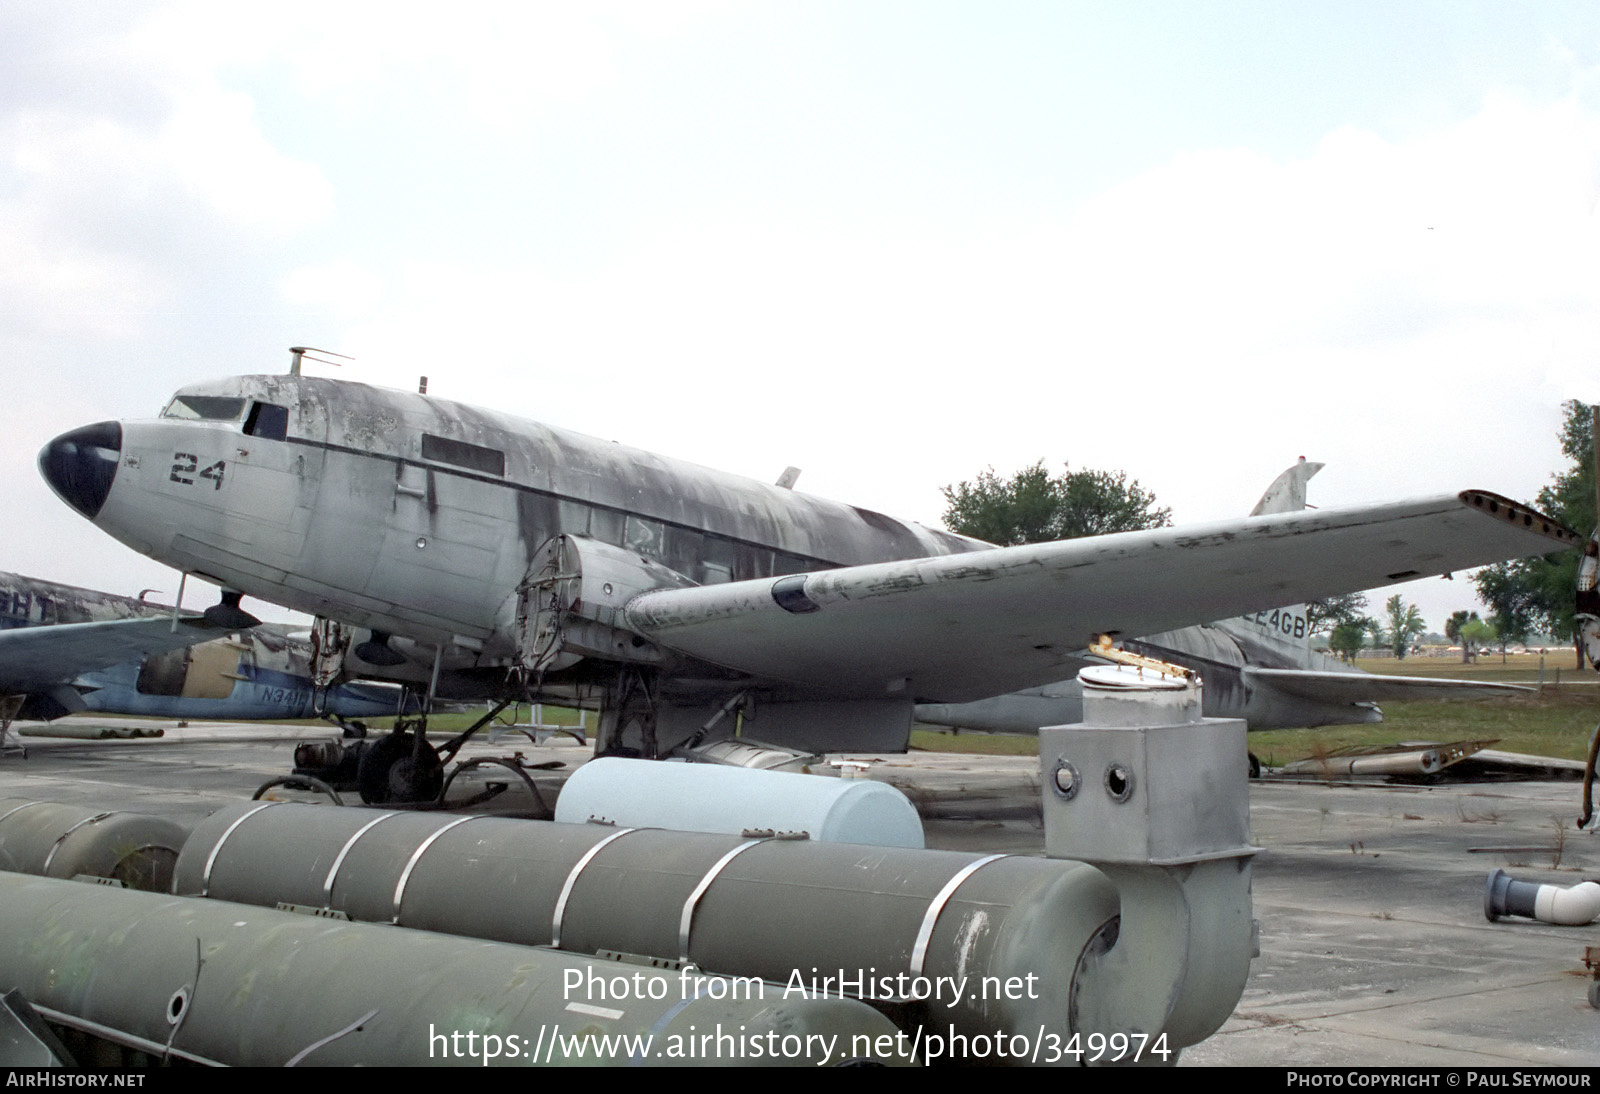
[1234,458,1324,647]
[1250,457,1324,516]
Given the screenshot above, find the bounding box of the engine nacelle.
[516,534,697,673]
[133,637,246,699]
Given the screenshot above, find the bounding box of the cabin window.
[590,509,624,546]
[624,515,665,557]
[664,527,702,574]
[557,501,591,537]
[161,396,247,422]
[421,434,505,477]
[772,553,811,576]
[244,402,289,441]
[737,546,774,581]
[695,536,732,584]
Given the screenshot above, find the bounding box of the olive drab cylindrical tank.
[173,801,1120,1050]
[0,798,188,891]
[0,871,909,1067]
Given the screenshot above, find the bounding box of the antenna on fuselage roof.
[287,346,354,376]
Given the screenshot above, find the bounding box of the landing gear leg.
[319,711,369,740]
[0,696,26,758]
[596,668,659,759]
[358,652,447,805]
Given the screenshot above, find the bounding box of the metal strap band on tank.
[321,812,402,908]
[199,802,280,897]
[679,838,770,965]
[31,1002,223,1068]
[41,811,112,874]
[391,815,481,924]
[550,828,638,949]
[0,800,48,827]
[909,853,1008,977]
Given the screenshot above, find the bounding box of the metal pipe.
[1485,868,1600,926]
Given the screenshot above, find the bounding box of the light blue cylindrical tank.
[554,757,924,848]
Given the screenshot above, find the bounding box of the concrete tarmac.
[3,717,1597,1067]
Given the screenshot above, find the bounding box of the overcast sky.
[5,1,1599,631]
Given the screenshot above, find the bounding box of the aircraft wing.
[1244,668,1533,703]
[0,618,231,693]
[625,490,1576,704]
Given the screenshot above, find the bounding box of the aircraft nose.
[39,421,122,519]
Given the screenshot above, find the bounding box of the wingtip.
[1458,491,1582,546]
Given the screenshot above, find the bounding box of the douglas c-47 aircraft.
[39,364,1580,802]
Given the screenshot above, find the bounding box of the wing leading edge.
[0,617,235,693]
[624,490,1576,704]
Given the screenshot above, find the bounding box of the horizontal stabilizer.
[1244,667,1532,704]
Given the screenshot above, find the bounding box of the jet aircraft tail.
[1226,457,1324,652]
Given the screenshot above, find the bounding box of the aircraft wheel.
[1248,752,1262,780]
[1589,979,1600,1010]
[358,732,443,805]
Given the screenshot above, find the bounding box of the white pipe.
[1534,880,1600,926]
[1485,868,1600,926]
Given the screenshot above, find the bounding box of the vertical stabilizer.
[1232,459,1324,650]
[1250,457,1325,516]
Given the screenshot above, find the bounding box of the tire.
[358,732,443,804]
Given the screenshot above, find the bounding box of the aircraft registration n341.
[38,365,1579,800]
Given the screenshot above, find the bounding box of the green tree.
[1327,617,1372,663]
[941,460,1172,545]
[1445,609,1478,663]
[1307,593,1369,635]
[1475,562,1537,657]
[1384,594,1426,659]
[1473,400,1592,657]
[1461,617,1497,663]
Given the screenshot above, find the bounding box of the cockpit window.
[244,402,289,441]
[161,396,248,422]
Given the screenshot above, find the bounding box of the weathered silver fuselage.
[41,375,986,710]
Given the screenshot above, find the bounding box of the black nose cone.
[39,421,122,519]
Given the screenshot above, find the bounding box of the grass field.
[1245,651,1599,765]
[916,652,1600,763]
[356,654,1600,764]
